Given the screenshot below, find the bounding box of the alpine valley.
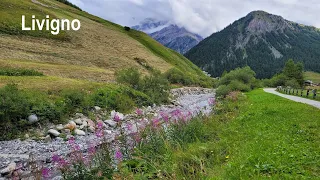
[185,10,320,78]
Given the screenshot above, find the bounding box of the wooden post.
[307,89,310,97]
[301,89,303,97]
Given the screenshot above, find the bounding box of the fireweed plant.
[46,97,215,179]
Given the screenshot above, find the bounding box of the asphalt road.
[264,88,320,109]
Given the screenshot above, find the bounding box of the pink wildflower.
[126,123,133,131]
[68,137,75,145]
[88,145,96,155]
[41,167,51,178]
[95,129,104,138]
[152,118,161,128]
[114,114,121,122]
[74,144,81,151]
[208,98,215,105]
[160,112,169,123]
[115,149,123,161]
[52,154,61,163]
[97,121,104,129]
[136,108,143,116]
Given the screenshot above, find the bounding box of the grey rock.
[74,118,83,125]
[94,106,102,111]
[48,129,60,137]
[28,114,38,124]
[74,129,86,136]
[104,120,117,127]
[0,162,16,176]
[56,124,64,131]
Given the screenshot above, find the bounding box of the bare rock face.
[246,11,294,34]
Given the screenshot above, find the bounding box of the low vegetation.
[116,68,170,104]
[0,84,152,140]
[0,68,44,76]
[216,66,259,97]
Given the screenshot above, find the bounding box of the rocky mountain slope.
[185,11,320,78]
[0,0,207,91]
[132,18,203,54]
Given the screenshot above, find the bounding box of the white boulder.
[48,129,60,137]
[74,129,86,136]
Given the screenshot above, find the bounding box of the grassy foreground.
[216,89,320,179]
[115,89,320,179]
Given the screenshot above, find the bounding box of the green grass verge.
[217,89,320,178]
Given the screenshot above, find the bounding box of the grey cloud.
[69,0,320,37]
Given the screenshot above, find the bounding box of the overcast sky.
[69,0,320,37]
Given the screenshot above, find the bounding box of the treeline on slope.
[55,0,82,11]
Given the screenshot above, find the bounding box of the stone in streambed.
[0,162,16,176]
[74,118,83,125]
[48,129,60,137]
[56,124,64,131]
[104,120,117,127]
[74,129,86,136]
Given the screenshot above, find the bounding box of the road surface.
[264,88,320,109]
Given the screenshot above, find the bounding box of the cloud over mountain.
[69,0,320,37]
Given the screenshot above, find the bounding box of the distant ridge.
[186,10,320,78]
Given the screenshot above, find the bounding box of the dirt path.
[264,88,320,109]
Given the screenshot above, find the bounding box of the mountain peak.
[132,18,203,54]
[242,10,292,34]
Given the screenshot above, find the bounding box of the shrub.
[219,66,256,86]
[164,68,195,85]
[61,89,86,113]
[116,68,141,90]
[116,68,170,105]
[216,66,256,97]
[139,70,170,104]
[0,68,44,76]
[216,85,232,98]
[270,74,288,87]
[285,79,301,88]
[228,80,251,92]
[124,26,131,31]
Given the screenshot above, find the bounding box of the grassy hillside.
[0,0,210,90]
[305,71,320,84]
